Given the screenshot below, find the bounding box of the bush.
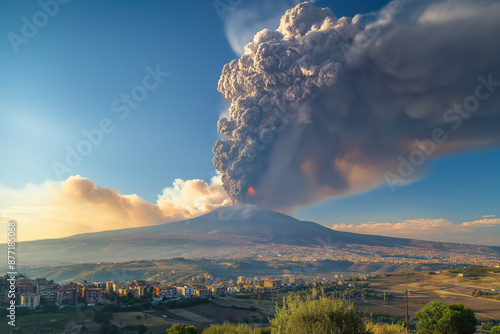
[416,301,477,334]
[270,290,367,334]
[365,323,405,334]
[481,319,496,331]
[202,322,267,333]
[472,289,487,297]
[491,326,500,334]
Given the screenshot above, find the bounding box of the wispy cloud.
[331,218,500,246]
[462,218,500,228]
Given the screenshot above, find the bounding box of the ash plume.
[213,0,500,211]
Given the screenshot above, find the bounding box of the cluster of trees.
[165,290,485,334]
[471,289,488,297]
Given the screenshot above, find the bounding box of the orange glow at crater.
[247,186,256,196]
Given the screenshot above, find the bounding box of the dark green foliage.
[167,324,199,334]
[416,301,477,334]
[137,324,148,334]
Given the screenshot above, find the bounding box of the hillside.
[12,258,452,285]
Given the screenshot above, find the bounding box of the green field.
[0,311,100,334]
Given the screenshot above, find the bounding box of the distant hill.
[7,204,500,266]
[12,258,452,285]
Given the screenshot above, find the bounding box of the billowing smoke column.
[213,0,500,211]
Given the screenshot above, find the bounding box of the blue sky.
[0,0,499,244]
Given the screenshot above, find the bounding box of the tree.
[137,324,148,334]
[416,301,477,334]
[167,324,199,334]
[491,326,500,334]
[270,290,366,334]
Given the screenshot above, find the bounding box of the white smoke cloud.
[213,0,500,212]
[157,174,233,220]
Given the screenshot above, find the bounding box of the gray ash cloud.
[213,1,500,211]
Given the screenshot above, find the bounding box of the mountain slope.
[69,204,338,246]
[10,205,500,266]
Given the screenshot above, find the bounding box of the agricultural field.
[110,311,167,327]
[187,297,275,324]
[166,309,213,323]
[354,269,500,321]
[148,297,275,325]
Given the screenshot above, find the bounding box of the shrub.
[365,322,405,334]
[202,322,267,333]
[270,290,367,334]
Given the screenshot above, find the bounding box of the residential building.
[40,289,58,304]
[264,279,282,288]
[83,288,103,305]
[193,287,209,298]
[176,286,194,298]
[154,286,177,299]
[57,288,77,306]
[20,293,40,309]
